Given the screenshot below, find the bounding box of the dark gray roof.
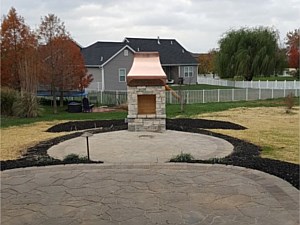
[81,42,127,66]
[81,38,198,66]
[124,37,198,65]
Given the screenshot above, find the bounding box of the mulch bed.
[1,119,299,190]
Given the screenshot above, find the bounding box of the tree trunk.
[60,90,64,107]
[52,84,57,114]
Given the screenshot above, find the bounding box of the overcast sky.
[1,0,300,52]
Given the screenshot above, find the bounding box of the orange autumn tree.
[1,7,43,117]
[50,36,92,107]
[286,29,300,77]
[1,7,36,90]
[198,50,217,75]
[38,14,91,113]
[16,32,43,117]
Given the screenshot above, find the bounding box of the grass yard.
[1,98,299,163]
[1,106,127,128]
[166,98,298,118]
[230,76,298,81]
[198,107,299,164]
[0,121,72,160]
[169,84,236,90]
[252,76,298,81]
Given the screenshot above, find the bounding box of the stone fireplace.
[127,52,167,132]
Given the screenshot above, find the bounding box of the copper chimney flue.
[127,52,166,86]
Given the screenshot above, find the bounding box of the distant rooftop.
[81,37,198,66]
[125,37,198,65]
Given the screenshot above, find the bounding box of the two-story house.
[81,37,198,91]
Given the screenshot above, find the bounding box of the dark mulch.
[168,125,299,189]
[46,118,246,133]
[167,118,246,130]
[1,119,299,190]
[46,119,126,132]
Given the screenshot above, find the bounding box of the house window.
[124,50,128,56]
[184,66,193,77]
[119,68,126,82]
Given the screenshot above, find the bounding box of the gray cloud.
[2,0,299,52]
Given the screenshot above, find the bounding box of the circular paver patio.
[47,130,234,163]
[1,164,299,225]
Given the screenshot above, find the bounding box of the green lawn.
[1,106,127,128]
[2,98,297,128]
[166,98,298,118]
[229,76,298,81]
[169,84,236,90]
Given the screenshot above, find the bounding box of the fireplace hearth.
[127,52,167,132]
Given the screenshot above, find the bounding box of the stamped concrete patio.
[47,130,234,163]
[1,164,299,225]
[1,130,299,225]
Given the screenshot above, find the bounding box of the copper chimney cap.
[127,52,167,86]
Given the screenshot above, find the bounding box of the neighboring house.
[81,42,135,92]
[81,37,198,91]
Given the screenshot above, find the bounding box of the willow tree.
[216,27,284,81]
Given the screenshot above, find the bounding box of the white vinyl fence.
[197,77,300,89]
[87,88,299,105]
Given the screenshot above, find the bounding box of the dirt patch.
[197,107,299,164]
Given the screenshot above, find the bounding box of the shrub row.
[1,87,41,118]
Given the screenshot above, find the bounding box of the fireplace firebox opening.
[138,95,156,115]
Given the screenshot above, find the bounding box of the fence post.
[259,89,261,100]
[284,80,287,90]
[259,80,261,89]
[217,89,220,102]
[186,91,189,104]
[294,80,297,89]
[116,90,119,105]
[203,90,205,103]
[246,88,248,101]
[100,91,103,104]
[266,80,268,88]
[232,89,234,101]
[271,88,274,99]
[283,87,286,97]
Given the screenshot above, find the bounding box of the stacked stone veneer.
[127,86,166,132]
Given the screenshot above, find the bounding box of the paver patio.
[1,130,299,225]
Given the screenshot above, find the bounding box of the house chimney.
[170,40,173,45]
[157,36,160,45]
[100,56,103,61]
